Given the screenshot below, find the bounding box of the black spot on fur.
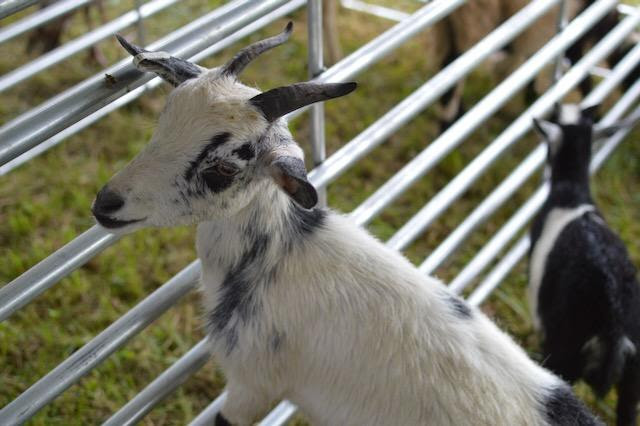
[214,413,232,426]
[448,295,472,319]
[233,143,255,160]
[184,132,231,181]
[271,331,284,352]
[208,234,271,353]
[284,202,326,251]
[543,385,603,425]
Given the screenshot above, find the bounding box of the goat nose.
[93,187,125,215]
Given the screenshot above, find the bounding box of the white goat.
[93,24,601,426]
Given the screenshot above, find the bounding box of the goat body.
[199,185,600,426]
[530,105,640,426]
[95,27,602,426]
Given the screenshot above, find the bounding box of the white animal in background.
[92,24,601,426]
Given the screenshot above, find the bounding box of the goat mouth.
[93,213,145,229]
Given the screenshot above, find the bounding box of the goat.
[530,104,640,426]
[92,24,602,425]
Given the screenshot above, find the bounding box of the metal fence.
[1,0,639,424]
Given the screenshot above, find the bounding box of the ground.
[0,1,639,424]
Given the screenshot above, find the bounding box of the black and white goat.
[93,24,602,425]
[530,104,640,426]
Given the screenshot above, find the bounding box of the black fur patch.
[543,385,602,425]
[448,295,472,319]
[184,132,231,181]
[214,412,232,426]
[208,234,271,353]
[284,202,326,251]
[271,330,284,352]
[233,143,255,160]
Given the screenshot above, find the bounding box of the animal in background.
[93,25,602,425]
[530,104,640,426]
[26,0,107,65]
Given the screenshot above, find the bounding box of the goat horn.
[115,34,203,87]
[250,81,357,122]
[221,22,293,78]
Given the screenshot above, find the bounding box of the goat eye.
[210,162,239,177]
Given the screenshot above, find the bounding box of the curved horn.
[250,81,357,123]
[221,21,293,78]
[116,35,204,87]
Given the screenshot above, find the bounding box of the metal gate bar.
[0,0,307,322]
[0,0,288,165]
[2,0,639,424]
[0,0,40,20]
[0,0,92,45]
[0,0,465,323]
[0,0,181,93]
[349,0,618,227]
[0,261,200,424]
[392,7,640,260]
[309,0,561,190]
[420,40,640,275]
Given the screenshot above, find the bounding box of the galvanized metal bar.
[0,0,91,45]
[448,74,640,294]
[618,3,637,15]
[307,0,327,206]
[308,0,561,191]
[103,338,211,426]
[466,236,531,306]
[259,401,298,426]
[418,146,544,275]
[188,391,228,426]
[0,0,306,175]
[0,0,39,20]
[288,0,469,121]
[552,0,569,82]
[134,0,147,46]
[0,0,179,93]
[0,0,288,166]
[390,16,640,257]
[0,0,462,169]
[349,0,618,227]
[467,97,640,305]
[0,261,201,424]
[340,0,410,22]
[419,39,640,275]
[0,225,117,322]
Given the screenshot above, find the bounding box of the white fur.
[529,205,595,330]
[197,191,562,426]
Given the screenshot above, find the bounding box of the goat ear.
[116,35,204,87]
[250,81,357,122]
[532,118,561,142]
[581,103,600,121]
[266,147,318,209]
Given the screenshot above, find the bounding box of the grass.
[1,1,639,424]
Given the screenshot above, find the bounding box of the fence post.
[307,0,327,206]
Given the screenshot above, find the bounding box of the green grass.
[1,1,640,424]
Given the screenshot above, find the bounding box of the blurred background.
[1,0,639,424]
